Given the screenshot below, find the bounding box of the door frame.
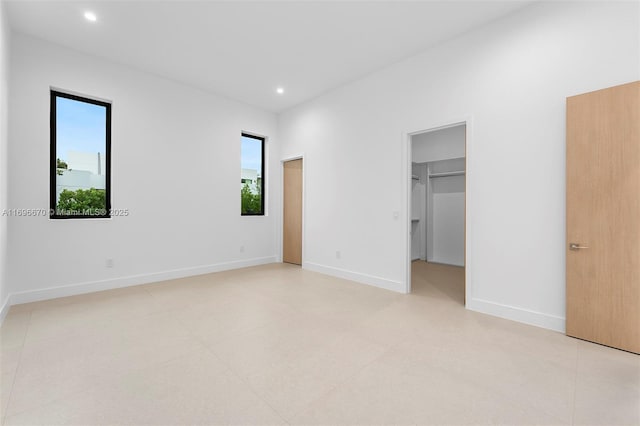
[402,117,472,304]
[280,154,305,265]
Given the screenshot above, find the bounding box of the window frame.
[50,90,112,219]
[240,132,265,216]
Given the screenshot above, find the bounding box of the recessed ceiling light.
[276,87,284,95]
[84,11,97,22]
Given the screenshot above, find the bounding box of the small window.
[241,133,265,215]
[50,91,111,219]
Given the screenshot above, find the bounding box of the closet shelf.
[411,218,420,222]
[411,175,420,180]
[428,170,465,178]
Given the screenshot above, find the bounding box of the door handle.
[569,243,589,250]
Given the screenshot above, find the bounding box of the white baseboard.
[8,256,277,307]
[2,257,566,336]
[303,262,404,293]
[427,258,465,267]
[466,297,566,333]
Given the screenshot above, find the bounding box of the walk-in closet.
[411,124,466,267]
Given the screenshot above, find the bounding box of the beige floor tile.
[392,319,577,421]
[1,369,16,423]
[174,292,299,346]
[0,311,30,422]
[410,260,466,306]
[246,268,400,326]
[293,347,568,425]
[142,275,250,312]
[7,295,78,314]
[245,330,389,420]
[21,288,166,345]
[573,377,640,426]
[573,341,640,426]
[575,340,640,384]
[478,313,579,364]
[0,339,23,379]
[6,312,205,417]
[207,309,344,379]
[473,348,576,423]
[4,350,285,425]
[347,295,454,347]
[449,324,578,422]
[0,262,637,425]
[0,311,30,350]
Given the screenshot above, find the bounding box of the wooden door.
[566,81,640,353]
[283,159,303,265]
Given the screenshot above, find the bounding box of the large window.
[50,90,111,219]
[241,133,265,215]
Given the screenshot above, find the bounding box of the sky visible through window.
[56,97,106,162]
[241,135,262,174]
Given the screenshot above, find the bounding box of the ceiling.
[6,1,533,113]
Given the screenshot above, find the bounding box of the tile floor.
[0,262,638,425]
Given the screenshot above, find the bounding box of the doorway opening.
[283,158,303,265]
[407,122,467,305]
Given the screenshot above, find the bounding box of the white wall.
[0,1,10,317]
[412,125,465,163]
[278,1,640,331]
[7,34,279,303]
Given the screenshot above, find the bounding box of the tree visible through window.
[50,91,111,218]
[241,133,264,215]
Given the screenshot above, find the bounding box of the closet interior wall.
[427,158,465,266]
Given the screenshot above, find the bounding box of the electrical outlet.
[106,258,114,268]
[336,251,341,259]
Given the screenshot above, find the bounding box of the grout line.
[140,269,296,423]
[5,264,627,425]
[0,292,206,422]
[290,339,397,422]
[196,338,291,426]
[2,309,32,425]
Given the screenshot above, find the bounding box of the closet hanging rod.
[428,170,465,178]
